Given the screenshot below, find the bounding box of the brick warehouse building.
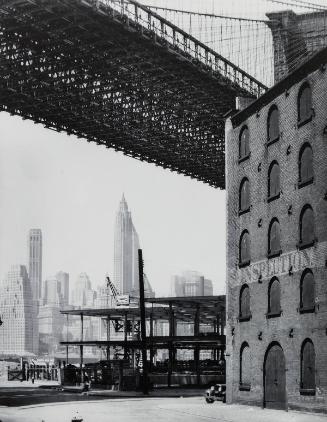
[225,46,327,411]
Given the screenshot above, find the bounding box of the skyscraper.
[170,271,213,297]
[55,271,69,307]
[28,229,42,302]
[71,272,96,308]
[39,276,63,354]
[113,195,154,297]
[0,265,38,355]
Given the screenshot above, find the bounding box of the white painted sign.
[116,295,130,306]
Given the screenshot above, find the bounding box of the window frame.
[239,342,251,390]
[239,284,251,322]
[267,105,280,146]
[268,218,282,259]
[299,205,316,250]
[300,339,316,395]
[239,177,250,216]
[299,269,315,314]
[238,125,250,163]
[267,161,280,202]
[298,143,314,189]
[266,277,282,318]
[239,230,250,268]
[297,82,313,128]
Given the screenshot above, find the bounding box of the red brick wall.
[226,64,327,410]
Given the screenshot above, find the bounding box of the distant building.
[43,276,62,306]
[39,276,64,355]
[71,272,96,308]
[170,271,213,297]
[28,229,42,303]
[55,271,69,307]
[0,265,38,355]
[113,195,154,297]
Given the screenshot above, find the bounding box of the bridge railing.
[91,0,267,97]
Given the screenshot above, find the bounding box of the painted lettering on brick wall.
[230,241,327,286]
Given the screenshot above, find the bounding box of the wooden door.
[264,344,286,410]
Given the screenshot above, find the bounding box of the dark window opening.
[299,144,313,187]
[299,205,315,248]
[239,178,250,214]
[240,342,251,390]
[239,285,251,321]
[268,218,281,258]
[300,270,315,312]
[239,126,250,161]
[267,106,279,144]
[268,161,280,201]
[239,230,250,267]
[298,83,312,126]
[301,339,315,394]
[267,277,281,317]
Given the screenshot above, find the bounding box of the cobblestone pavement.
[0,397,325,422]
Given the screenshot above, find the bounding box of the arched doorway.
[264,343,286,410]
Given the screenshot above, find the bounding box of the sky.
[0,0,322,297]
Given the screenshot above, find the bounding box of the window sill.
[238,314,252,322]
[267,193,280,203]
[300,388,316,396]
[239,384,251,391]
[298,177,314,189]
[298,240,316,250]
[239,208,250,216]
[299,306,315,314]
[267,136,279,147]
[268,249,282,259]
[239,260,250,268]
[266,310,282,319]
[238,153,250,164]
[298,115,313,128]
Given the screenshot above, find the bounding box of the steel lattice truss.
[0,0,266,188]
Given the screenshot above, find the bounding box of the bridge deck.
[0,0,266,188]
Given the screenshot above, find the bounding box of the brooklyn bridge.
[0,0,268,189]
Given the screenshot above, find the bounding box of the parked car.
[205,383,226,403]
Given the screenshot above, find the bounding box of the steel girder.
[0,0,266,188]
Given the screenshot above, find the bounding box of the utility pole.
[138,249,148,395]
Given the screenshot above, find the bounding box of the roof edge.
[231,46,327,128]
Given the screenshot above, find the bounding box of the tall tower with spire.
[113,195,140,295]
[113,195,154,297]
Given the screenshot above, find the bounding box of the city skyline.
[0,114,225,296]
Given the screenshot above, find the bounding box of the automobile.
[204,383,226,403]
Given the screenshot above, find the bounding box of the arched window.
[267,277,281,317]
[301,339,316,393]
[239,126,250,160]
[267,105,279,144]
[299,205,315,247]
[300,269,315,312]
[239,230,250,267]
[298,82,312,124]
[239,285,251,320]
[268,218,281,257]
[239,178,250,213]
[240,342,251,390]
[299,143,313,186]
[268,161,280,200]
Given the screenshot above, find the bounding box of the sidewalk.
[0,380,60,388]
[86,387,204,398]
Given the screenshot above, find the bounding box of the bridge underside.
[0,0,255,188]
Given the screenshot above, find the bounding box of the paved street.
[0,387,109,407]
[0,396,325,422]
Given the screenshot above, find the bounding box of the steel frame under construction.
[60,296,225,388]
